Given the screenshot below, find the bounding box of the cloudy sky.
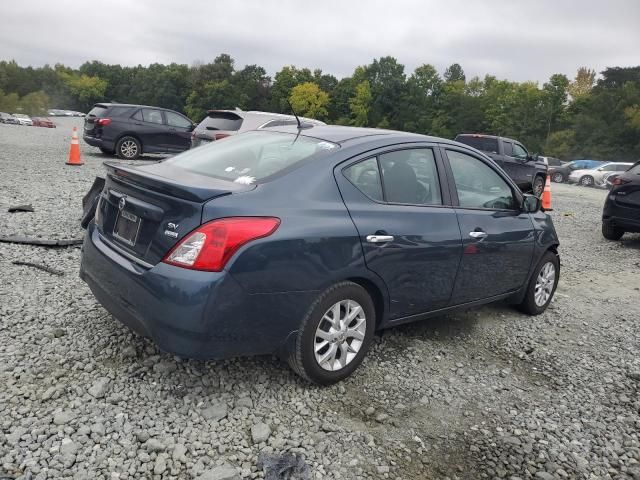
[1,0,638,83]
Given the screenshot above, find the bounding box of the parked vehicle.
[32,117,56,128]
[12,114,33,126]
[602,161,640,240]
[548,159,604,183]
[539,156,564,167]
[454,134,548,196]
[0,112,11,123]
[568,162,633,186]
[604,172,622,190]
[1,113,20,125]
[80,125,560,384]
[83,103,196,159]
[190,109,326,148]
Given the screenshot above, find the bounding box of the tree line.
[1,56,639,160]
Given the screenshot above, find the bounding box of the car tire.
[552,172,564,183]
[116,136,141,160]
[532,175,545,197]
[579,175,594,187]
[518,250,560,316]
[99,147,115,156]
[287,281,375,385]
[602,222,624,241]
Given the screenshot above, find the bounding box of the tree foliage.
[1,57,639,160]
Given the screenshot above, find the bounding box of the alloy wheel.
[120,140,138,159]
[580,176,594,186]
[314,300,367,371]
[534,262,556,307]
[552,172,564,183]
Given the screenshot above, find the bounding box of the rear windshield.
[198,112,243,131]
[87,105,109,117]
[164,131,339,184]
[456,136,499,154]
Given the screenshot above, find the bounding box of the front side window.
[166,111,192,128]
[344,158,383,201]
[513,143,528,158]
[447,150,517,210]
[379,149,442,205]
[142,109,164,125]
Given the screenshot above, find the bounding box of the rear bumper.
[603,198,640,232]
[80,223,314,359]
[83,134,114,150]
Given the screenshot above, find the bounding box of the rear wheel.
[602,222,624,240]
[99,147,115,156]
[579,175,594,187]
[518,251,559,315]
[116,136,141,160]
[532,175,545,197]
[287,282,375,385]
[552,172,564,183]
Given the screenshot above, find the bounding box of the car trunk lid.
[96,161,254,265]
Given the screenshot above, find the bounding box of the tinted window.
[629,163,640,175]
[199,112,243,131]
[344,158,383,201]
[447,150,516,210]
[108,106,135,117]
[132,110,143,121]
[503,141,513,156]
[142,109,164,124]
[165,111,192,128]
[165,131,338,184]
[548,158,563,166]
[513,143,528,158]
[379,149,442,205]
[617,164,632,171]
[455,136,499,154]
[88,105,108,117]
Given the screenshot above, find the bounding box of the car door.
[442,147,535,304]
[510,142,534,188]
[134,108,168,152]
[335,145,462,320]
[164,111,194,151]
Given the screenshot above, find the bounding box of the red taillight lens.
[214,133,230,140]
[612,177,631,186]
[95,118,112,126]
[162,217,280,271]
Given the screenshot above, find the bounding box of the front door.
[136,108,167,152]
[164,111,194,151]
[442,147,535,304]
[335,146,462,319]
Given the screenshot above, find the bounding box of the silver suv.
[190,109,326,148]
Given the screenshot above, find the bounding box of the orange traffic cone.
[541,174,552,211]
[66,127,84,166]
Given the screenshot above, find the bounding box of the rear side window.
[165,111,192,128]
[344,158,383,201]
[87,105,108,117]
[165,131,338,184]
[199,112,243,131]
[142,109,164,124]
[455,136,499,154]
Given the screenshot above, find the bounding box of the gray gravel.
[1,119,639,479]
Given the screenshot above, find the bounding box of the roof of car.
[94,103,180,112]
[268,124,456,145]
[456,133,521,144]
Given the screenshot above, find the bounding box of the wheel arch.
[346,276,387,330]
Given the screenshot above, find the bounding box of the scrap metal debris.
[11,261,64,276]
[0,235,83,247]
[8,204,34,213]
[257,452,311,480]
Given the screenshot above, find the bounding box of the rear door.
[164,111,193,151]
[335,145,462,319]
[442,147,535,304]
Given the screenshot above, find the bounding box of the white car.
[12,114,33,126]
[568,162,633,186]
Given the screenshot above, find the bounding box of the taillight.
[162,217,280,271]
[612,177,631,186]
[214,133,230,140]
[95,118,112,126]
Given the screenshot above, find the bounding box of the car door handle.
[366,235,394,243]
[469,231,488,239]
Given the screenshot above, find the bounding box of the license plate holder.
[113,209,142,246]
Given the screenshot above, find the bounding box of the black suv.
[84,103,195,159]
[455,134,548,196]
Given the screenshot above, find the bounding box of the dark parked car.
[548,159,604,183]
[83,103,195,159]
[602,161,640,240]
[80,126,560,384]
[190,109,325,148]
[454,134,548,196]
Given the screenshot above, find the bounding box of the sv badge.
[164,222,179,238]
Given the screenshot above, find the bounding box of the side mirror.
[522,194,541,213]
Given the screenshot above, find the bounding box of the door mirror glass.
[522,194,541,213]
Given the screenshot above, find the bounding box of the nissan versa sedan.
[80,125,560,384]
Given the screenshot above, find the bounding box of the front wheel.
[287,282,375,385]
[579,175,594,187]
[116,136,141,160]
[552,172,564,183]
[518,251,560,315]
[532,175,545,197]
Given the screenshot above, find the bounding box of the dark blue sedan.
[80,125,560,384]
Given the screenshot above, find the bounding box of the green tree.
[568,67,596,100]
[58,72,107,111]
[19,91,50,115]
[289,82,329,119]
[349,80,372,126]
[444,63,465,83]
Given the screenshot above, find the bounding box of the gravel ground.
[1,119,639,480]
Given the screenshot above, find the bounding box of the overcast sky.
[1,0,639,83]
